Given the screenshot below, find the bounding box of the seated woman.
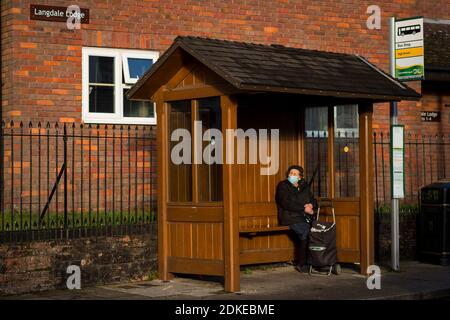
[275,165,317,273]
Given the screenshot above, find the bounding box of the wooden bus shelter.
[128,36,420,292]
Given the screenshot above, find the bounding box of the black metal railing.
[373,131,450,209]
[305,129,449,208]
[1,120,449,243]
[0,121,157,243]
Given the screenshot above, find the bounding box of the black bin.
[418,180,450,266]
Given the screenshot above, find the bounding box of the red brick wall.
[1,0,14,119]
[1,0,450,126]
[421,81,450,135]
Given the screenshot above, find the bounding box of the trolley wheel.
[332,263,341,275]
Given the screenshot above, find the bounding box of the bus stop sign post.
[389,16,400,271]
[389,15,424,271]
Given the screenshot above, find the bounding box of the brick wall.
[0,230,157,295]
[421,81,450,135]
[1,0,14,120]
[375,212,417,262]
[1,0,450,127]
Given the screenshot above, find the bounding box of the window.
[82,47,159,124]
[304,105,360,198]
[169,100,192,202]
[122,53,154,84]
[304,106,329,197]
[88,56,115,114]
[334,104,359,197]
[198,97,222,202]
[305,106,328,138]
[334,104,359,138]
[168,98,223,203]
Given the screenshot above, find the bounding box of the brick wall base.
[0,231,157,295]
[375,214,417,263]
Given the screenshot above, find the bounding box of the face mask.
[287,175,300,185]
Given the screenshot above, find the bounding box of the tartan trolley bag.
[308,200,341,275]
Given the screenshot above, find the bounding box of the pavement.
[3,261,450,300]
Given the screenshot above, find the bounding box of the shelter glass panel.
[169,100,193,202]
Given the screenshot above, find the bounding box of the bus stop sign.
[394,17,425,81]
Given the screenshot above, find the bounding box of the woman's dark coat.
[275,179,318,226]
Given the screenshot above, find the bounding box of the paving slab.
[2,261,450,300]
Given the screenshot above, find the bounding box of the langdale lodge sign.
[30,4,89,24]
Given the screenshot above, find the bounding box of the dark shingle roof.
[129,36,421,101]
[425,22,450,71]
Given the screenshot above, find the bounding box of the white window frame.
[122,52,158,84]
[82,47,158,125]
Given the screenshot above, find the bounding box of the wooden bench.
[239,225,291,237]
[239,200,334,237]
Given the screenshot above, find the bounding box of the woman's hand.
[304,203,314,215]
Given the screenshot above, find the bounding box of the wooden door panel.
[167,257,224,276]
[167,219,224,275]
[321,214,361,262]
[167,221,224,260]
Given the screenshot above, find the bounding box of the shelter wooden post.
[359,102,375,274]
[221,95,240,292]
[155,91,173,281]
